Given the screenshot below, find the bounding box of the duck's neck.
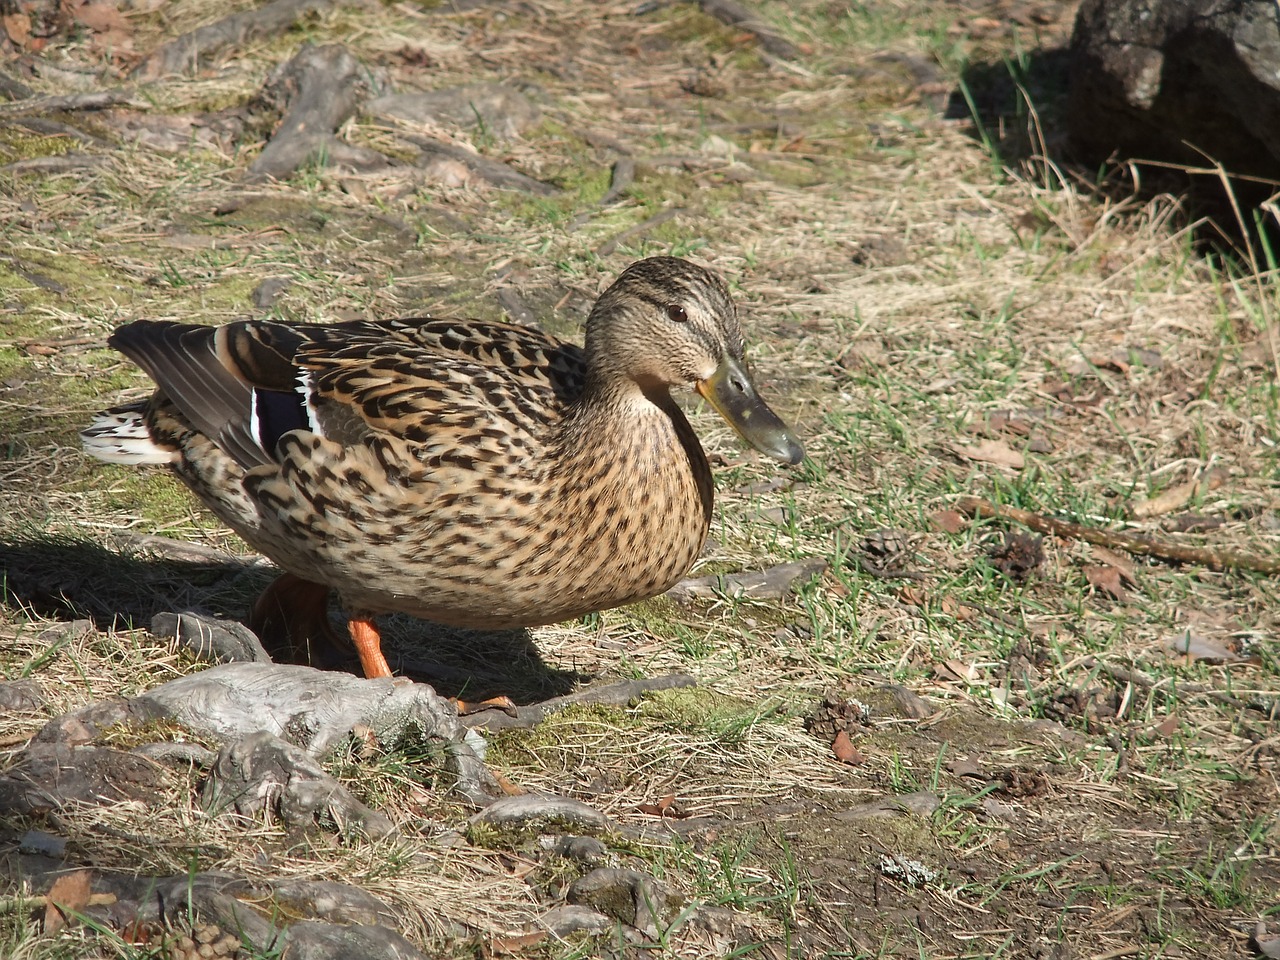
[563,372,713,515]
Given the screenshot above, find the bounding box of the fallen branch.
[1079,656,1276,714]
[600,156,635,206]
[247,43,384,183]
[132,0,346,79]
[459,674,696,732]
[697,0,801,60]
[0,893,118,914]
[1,153,105,174]
[955,496,1280,575]
[409,135,559,195]
[0,90,139,117]
[112,532,258,567]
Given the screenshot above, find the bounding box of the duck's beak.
[696,355,804,465]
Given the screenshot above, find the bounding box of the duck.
[81,257,804,682]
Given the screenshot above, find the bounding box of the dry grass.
[2,0,1279,957]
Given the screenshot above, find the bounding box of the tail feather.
[80,402,177,465]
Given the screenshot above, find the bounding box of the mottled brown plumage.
[83,257,803,679]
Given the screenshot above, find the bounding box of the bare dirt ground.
[1,0,1279,957]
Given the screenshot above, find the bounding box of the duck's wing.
[294,318,587,450]
[99,317,587,471]
[104,319,308,470]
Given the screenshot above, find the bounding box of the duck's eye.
[666,304,689,323]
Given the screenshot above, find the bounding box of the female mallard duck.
[82,257,803,681]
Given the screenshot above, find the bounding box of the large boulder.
[1067,0,1280,180]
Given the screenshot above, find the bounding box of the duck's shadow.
[0,533,582,704]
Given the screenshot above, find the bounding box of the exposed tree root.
[956,495,1280,575]
[131,0,348,80]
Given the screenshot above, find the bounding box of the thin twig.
[595,208,683,257]
[955,496,1280,575]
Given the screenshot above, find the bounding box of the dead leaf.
[3,12,30,45]
[1083,565,1127,601]
[1130,470,1227,520]
[1130,480,1199,520]
[933,659,978,683]
[937,596,977,621]
[1090,545,1136,584]
[1153,714,1179,738]
[953,439,1024,470]
[1066,353,1127,376]
[637,794,688,818]
[832,730,864,765]
[1165,631,1243,664]
[930,509,966,534]
[120,920,162,945]
[898,585,927,607]
[44,870,92,935]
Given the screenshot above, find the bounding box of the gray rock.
[251,276,291,309]
[470,794,611,837]
[0,743,168,814]
[567,868,683,939]
[1068,0,1280,179]
[18,829,66,858]
[878,684,932,720]
[270,879,398,928]
[131,875,278,952]
[833,790,941,822]
[0,678,44,713]
[151,610,272,665]
[202,730,395,839]
[552,835,609,864]
[136,662,497,804]
[36,696,168,745]
[539,904,617,938]
[282,920,430,960]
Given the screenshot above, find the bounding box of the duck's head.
[586,257,804,465]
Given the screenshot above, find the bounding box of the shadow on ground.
[0,533,581,703]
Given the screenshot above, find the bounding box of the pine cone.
[147,922,243,960]
[804,693,871,742]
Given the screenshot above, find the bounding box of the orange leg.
[250,573,396,680]
[249,573,347,667]
[348,616,393,680]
